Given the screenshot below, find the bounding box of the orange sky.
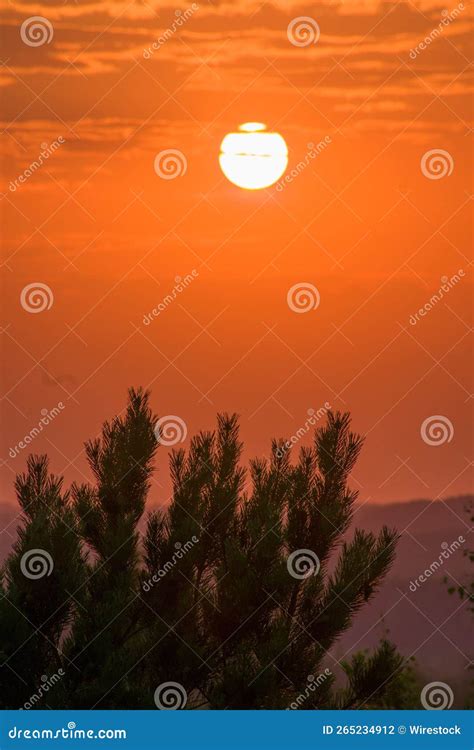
[1,0,473,509]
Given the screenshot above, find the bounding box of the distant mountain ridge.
[336,495,472,702]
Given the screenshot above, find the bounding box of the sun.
[219,123,288,190]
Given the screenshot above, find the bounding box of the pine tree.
[0,456,85,708]
[0,388,402,709]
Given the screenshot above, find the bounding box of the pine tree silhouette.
[0,388,403,709]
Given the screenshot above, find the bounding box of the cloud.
[1,0,471,144]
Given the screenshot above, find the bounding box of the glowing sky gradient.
[1,0,473,510]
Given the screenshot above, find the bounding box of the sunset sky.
[1,0,473,512]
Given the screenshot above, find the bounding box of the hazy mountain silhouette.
[336,495,472,696]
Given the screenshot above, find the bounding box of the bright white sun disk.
[219,123,288,190]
